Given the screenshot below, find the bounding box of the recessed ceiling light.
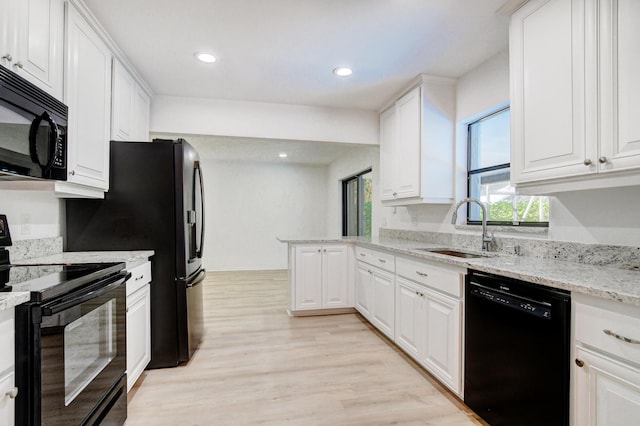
[333,67,353,77]
[195,52,217,63]
[279,152,288,158]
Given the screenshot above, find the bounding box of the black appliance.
[66,138,205,368]
[464,270,571,426]
[0,215,129,425]
[0,64,67,181]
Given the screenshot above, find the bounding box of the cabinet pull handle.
[378,259,386,263]
[359,253,366,257]
[575,359,584,368]
[69,170,75,176]
[415,271,428,277]
[317,249,321,253]
[603,329,640,344]
[583,159,592,166]
[135,275,144,281]
[598,156,608,164]
[6,387,18,399]
[367,270,372,274]
[1,53,12,61]
[13,61,23,69]
[393,192,397,197]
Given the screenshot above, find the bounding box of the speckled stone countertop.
[0,292,30,311]
[15,250,155,269]
[279,236,640,307]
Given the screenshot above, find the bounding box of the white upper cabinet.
[0,0,64,99]
[379,75,455,205]
[64,1,112,192]
[112,59,151,142]
[510,0,640,193]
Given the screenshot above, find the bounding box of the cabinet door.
[510,0,595,184]
[395,277,421,360]
[322,245,349,309]
[126,284,151,392]
[372,268,395,339]
[355,262,373,319]
[0,372,15,426]
[65,3,112,190]
[421,288,461,394]
[132,86,151,141]
[395,86,421,199]
[598,0,640,173]
[14,0,64,98]
[575,346,640,426]
[294,245,322,310]
[379,106,397,200]
[111,59,135,141]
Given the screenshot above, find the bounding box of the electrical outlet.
[21,213,31,235]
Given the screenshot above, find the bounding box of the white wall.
[0,190,63,240]
[151,96,379,145]
[325,146,380,236]
[201,159,328,271]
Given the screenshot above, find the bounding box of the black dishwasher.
[464,270,570,426]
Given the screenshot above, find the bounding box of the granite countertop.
[279,236,640,307]
[0,292,31,311]
[16,250,155,269]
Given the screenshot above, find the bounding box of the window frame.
[341,168,372,237]
[466,107,548,227]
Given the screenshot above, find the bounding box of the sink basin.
[412,248,486,258]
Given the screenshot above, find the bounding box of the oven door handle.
[41,272,130,316]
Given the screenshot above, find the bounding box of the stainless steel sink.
[412,248,486,258]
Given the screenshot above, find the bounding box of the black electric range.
[0,214,129,425]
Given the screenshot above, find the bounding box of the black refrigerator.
[66,138,205,368]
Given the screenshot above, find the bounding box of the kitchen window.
[467,108,549,225]
[342,169,372,237]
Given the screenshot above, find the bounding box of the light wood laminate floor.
[125,270,485,425]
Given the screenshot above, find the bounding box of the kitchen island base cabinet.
[288,243,353,315]
[126,261,152,392]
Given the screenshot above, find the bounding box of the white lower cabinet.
[355,246,395,340]
[0,310,16,425]
[394,257,463,396]
[290,244,350,313]
[126,261,152,392]
[573,294,640,425]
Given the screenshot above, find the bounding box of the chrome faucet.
[451,197,493,251]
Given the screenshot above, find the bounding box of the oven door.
[37,272,127,426]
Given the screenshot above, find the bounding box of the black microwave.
[0,64,67,181]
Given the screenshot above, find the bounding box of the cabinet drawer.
[0,314,14,374]
[575,302,640,365]
[396,257,463,298]
[127,261,152,296]
[355,246,395,272]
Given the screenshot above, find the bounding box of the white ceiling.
[84,0,510,111]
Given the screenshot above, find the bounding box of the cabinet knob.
[69,170,75,176]
[393,192,397,197]
[6,387,18,399]
[575,358,584,368]
[13,61,23,69]
[583,159,592,166]
[1,53,12,62]
[598,156,608,164]
[317,249,321,253]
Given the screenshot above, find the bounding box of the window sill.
[454,224,549,236]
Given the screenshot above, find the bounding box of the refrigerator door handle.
[194,160,205,259]
[186,269,206,288]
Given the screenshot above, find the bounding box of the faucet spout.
[451,197,493,251]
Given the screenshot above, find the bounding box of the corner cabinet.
[355,246,395,340]
[288,243,353,315]
[126,261,152,392]
[394,256,464,396]
[510,0,640,193]
[64,1,112,193]
[0,0,65,99]
[379,75,456,205]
